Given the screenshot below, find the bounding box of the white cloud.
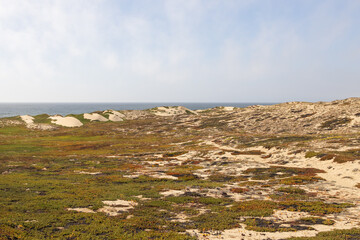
[102,53,120,70]
[0,0,359,102]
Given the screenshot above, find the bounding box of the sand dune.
[84,113,108,122]
[49,116,83,127]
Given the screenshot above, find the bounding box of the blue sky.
[0,0,359,102]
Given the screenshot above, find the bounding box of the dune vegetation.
[1,99,360,239]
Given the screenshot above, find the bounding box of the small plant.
[287,228,360,239]
[209,173,236,182]
[276,175,325,185]
[231,150,264,155]
[33,114,52,124]
[278,187,306,194]
[279,201,353,215]
[163,151,188,157]
[244,218,309,232]
[232,200,278,217]
[230,187,249,193]
[191,212,239,231]
[320,117,351,129]
[305,151,324,158]
[297,217,335,225]
[166,171,199,181]
[244,166,325,181]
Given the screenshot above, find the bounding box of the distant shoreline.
[0,102,276,118]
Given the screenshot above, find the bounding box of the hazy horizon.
[0,102,279,118]
[0,101,277,104]
[1,97,357,104]
[1,0,359,103]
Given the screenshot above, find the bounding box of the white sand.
[67,200,138,216]
[102,199,138,206]
[350,115,360,127]
[123,174,141,178]
[74,170,102,175]
[134,195,151,200]
[49,116,83,127]
[20,115,34,124]
[67,208,95,213]
[187,227,316,240]
[281,153,360,188]
[150,173,178,180]
[188,217,360,240]
[204,140,360,189]
[64,138,360,236]
[104,110,125,122]
[187,227,318,240]
[97,206,129,216]
[98,199,138,216]
[223,107,235,111]
[84,113,108,122]
[171,213,190,222]
[20,115,55,130]
[267,210,310,222]
[152,106,198,116]
[160,190,184,197]
[187,141,360,239]
[29,124,55,130]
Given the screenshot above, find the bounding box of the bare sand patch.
[20,115,34,124]
[150,173,178,180]
[49,116,83,127]
[84,113,108,122]
[102,199,138,206]
[20,115,55,130]
[160,190,184,197]
[67,208,95,213]
[134,195,151,200]
[152,106,197,116]
[98,199,138,216]
[282,153,360,188]
[268,210,310,222]
[104,110,125,121]
[350,116,360,127]
[188,216,360,240]
[187,227,318,240]
[223,106,235,111]
[171,213,190,222]
[74,170,102,175]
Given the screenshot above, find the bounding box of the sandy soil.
[20,115,34,124]
[152,106,197,116]
[84,113,108,122]
[67,208,95,213]
[98,200,138,216]
[20,115,55,130]
[49,116,83,127]
[74,170,102,175]
[223,107,235,111]
[104,110,125,121]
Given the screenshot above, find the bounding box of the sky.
[0,0,359,103]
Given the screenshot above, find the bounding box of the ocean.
[0,103,275,118]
